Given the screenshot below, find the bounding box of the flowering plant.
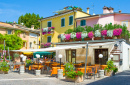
[61,34,66,40]
[107,30,113,37]
[42,27,55,35]
[41,43,51,48]
[101,30,107,36]
[88,31,94,38]
[43,27,48,32]
[104,60,115,72]
[65,34,71,40]
[95,30,101,37]
[81,31,87,39]
[113,28,122,36]
[71,32,76,39]
[76,32,81,39]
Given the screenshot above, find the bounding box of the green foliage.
[104,23,114,30]
[64,63,75,72]
[18,13,43,29]
[6,56,12,60]
[93,24,102,32]
[113,66,118,73]
[25,59,33,67]
[73,26,85,32]
[13,53,19,58]
[65,29,74,34]
[0,61,9,72]
[14,30,22,36]
[104,60,115,72]
[85,26,93,32]
[66,71,83,79]
[0,33,23,50]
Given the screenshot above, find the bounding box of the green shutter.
[61,18,65,27]
[48,22,51,27]
[80,20,86,26]
[69,16,73,25]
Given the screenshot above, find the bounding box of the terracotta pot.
[4,71,8,74]
[70,39,73,42]
[84,38,92,41]
[75,38,82,41]
[65,75,83,83]
[0,70,3,74]
[94,37,102,40]
[105,70,113,76]
[65,40,70,42]
[105,37,113,39]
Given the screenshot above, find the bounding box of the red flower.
[76,75,78,77]
[76,71,78,73]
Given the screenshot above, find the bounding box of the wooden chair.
[86,67,97,80]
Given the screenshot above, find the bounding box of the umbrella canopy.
[33,51,52,58]
[23,52,33,55]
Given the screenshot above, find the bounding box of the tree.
[0,31,23,50]
[18,13,43,29]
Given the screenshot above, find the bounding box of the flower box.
[4,71,8,74]
[65,40,70,42]
[65,75,83,83]
[105,37,113,39]
[84,38,91,41]
[105,70,113,76]
[75,38,82,41]
[94,37,102,40]
[0,70,3,74]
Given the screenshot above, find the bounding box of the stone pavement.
[0,70,130,85]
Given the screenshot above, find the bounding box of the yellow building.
[39,6,90,46]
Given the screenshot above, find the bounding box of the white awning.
[11,42,115,52]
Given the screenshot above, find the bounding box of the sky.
[0,0,130,23]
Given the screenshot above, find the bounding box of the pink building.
[76,6,130,31]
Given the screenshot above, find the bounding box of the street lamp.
[20,54,24,65]
[58,54,63,69]
[36,54,40,70]
[110,54,113,58]
[99,54,103,67]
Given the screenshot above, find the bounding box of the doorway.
[66,49,76,63]
[95,49,108,65]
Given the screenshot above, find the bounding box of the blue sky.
[0,0,129,22]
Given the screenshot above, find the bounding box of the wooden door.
[95,49,108,65]
[66,49,76,63]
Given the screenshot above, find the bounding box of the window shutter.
[48,22,51,27]
[69,16,73,25]
[61,18,65,27]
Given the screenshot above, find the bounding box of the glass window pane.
[72,58,75,63]
[8,30,12,34]
[113,55,119,61]
[61,18,65,27]
[48,22,51,27]
[47,36,51,43]
[69,16,73,25]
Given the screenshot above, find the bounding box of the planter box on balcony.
[94,37,102,40]
[65,75,83,83]
[105,37,113,39]
[75,39,82,41]
[84,38,91,41]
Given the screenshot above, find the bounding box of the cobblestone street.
[1,70,130,85]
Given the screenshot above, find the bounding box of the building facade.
[39,6,90,46]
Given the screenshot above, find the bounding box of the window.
[61,18,65,27]
[23,33,26,38]
[23,42,26,47]
[47,21,52,27]
[7,30,12,34]
[69,16,73,25]
[80,20,86,26]
[47,36,51,43]
[30,42,32,48]
[112,54,120,62]
[121,20,128,28]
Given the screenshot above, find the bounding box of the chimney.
[13,21,16,28]
[119,10,121,13]
[31,25,34,30]
[87,7,90,14]
[109,7,114,13]
[103,6,110,14]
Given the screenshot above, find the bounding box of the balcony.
[42,27,55,35]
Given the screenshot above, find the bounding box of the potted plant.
[87,31,94,40]
[65,34,71,42]
[112,66,118,76]
[0,61,10,74]
[13,53,20,62]
[104,60,115,76]
[25,59,33,68]
[94,30,101,40]
[61,34,66,42]
[113,28,122,39]
[106,30,113,39]
[81,31,88,41]
[70,32,76,41]
[64,63,83,83]
[101,30,107,39]
[76,32,82,41]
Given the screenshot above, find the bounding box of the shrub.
[104,60,115,72]
[95,30,101,37]
[66,71,83,79]
[85,26,93,32]
[74,26,84,32]
[0,61,9,72]
[13,53,19,58]
[6,56,12,60]
[88,31,94,38]
[64,63,75,72]
[25,59,33,67]
[65,29,74,34]
[76,32,81,39]
[81,31,87,39]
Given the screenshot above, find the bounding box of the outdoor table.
[51,67,65,76]
[76,67,92,73]
[51,63,60,67]
[45,62,51,66]
[101,65,107,70]
[74,63,82,67]
[29,65,44,70]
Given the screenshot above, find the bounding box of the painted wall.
[41,11,90,44]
